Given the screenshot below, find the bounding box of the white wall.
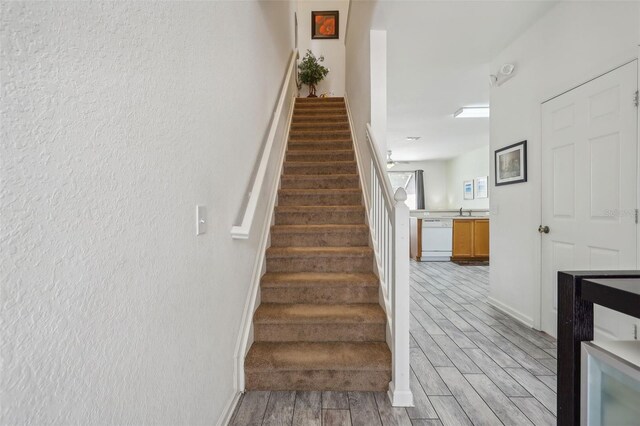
[489,1,640,327]
[370,29,388,157]
[446,145,490,211]
[390,161,449,211]
[296,0,349,96]
[345,0,380,198]
[344,0,380,137]
[0,1,294,424]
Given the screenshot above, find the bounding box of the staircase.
[244,97,391,391]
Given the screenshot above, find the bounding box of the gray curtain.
[415,170,425,210]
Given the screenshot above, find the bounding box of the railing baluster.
[378,187,386,262]
[360,123,412,407]
[372,162,376,227]
[386,218,390,300]
[385,216,389,296]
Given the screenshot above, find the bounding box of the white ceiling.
[370,1,557,161]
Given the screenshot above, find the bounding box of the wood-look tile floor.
[230,261,557,426]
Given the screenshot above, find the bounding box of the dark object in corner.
[557,270,640,425]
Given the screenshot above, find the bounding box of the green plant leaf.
[297,49,329,89]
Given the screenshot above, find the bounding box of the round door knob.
[538,225,550,234]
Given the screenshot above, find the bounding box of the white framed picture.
[475,176,488,199]
[463,180,474,200]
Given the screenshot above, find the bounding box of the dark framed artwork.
[311,11,339,40]
[495,140,527,186]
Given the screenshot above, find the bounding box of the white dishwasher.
[421,219,453,261]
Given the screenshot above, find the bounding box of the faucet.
[459,207,463,217]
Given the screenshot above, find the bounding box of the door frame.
[535,54,640,331]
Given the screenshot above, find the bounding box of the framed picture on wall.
[475,176,488,198]
[495,140,527,186]
[311,11,339,39]
[463,180,474,200]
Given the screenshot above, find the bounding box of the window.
[388,171,417,210]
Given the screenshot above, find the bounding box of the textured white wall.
[489,1,639,327]
[446,145,490,211]
[1,1,294,424]
[296,0,349,96]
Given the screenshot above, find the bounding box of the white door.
[541,61,639,340]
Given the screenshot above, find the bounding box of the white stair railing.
[345,97,413,407]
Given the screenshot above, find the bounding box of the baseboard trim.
[387,382,414,407]
[216,391,242,426]
[232,93,296,392]
[487,296,535,328]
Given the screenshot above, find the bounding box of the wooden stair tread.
[291,116,348,122]
[291,121,349,127]
[271,224,367,232]
[290,129,351,135]
[245,342,391,372]
[275,205,364,212]
[286,149,353,154]
[254,304,386,324]
[288,137,351,142]
[266,246,372,257]
[261,272,378,288]
[278,188,360,194]
[294,107,346,111]
[284,160,356,165]
[280,173,358,180]
[295,98,344,103]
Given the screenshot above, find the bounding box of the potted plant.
[297,49,329,97]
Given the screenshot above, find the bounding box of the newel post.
[389,187,413,407]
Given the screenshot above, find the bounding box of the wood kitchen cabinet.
[410,217,423,261]
[451,219,489,261]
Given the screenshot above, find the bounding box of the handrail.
[231,50,297,239]
[365,124,412,408]
[345,94,412,407]
[365,123,395,211]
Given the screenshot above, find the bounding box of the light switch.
[197,205,207,235]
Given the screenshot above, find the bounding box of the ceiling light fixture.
[453,107,490,118]
[386,150,410,169]
[386,150,396,169]
[405,136,421,142]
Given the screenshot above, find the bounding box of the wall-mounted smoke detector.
[405,136,421,142]
[490,63,516,87]
[453,106,490,118]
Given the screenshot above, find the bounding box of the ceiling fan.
[386,150,410,169]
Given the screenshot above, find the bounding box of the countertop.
[410,210,490,220]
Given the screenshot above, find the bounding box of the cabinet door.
[473,219,490,258]
[452,220,474,258]
[410,218,421,260]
